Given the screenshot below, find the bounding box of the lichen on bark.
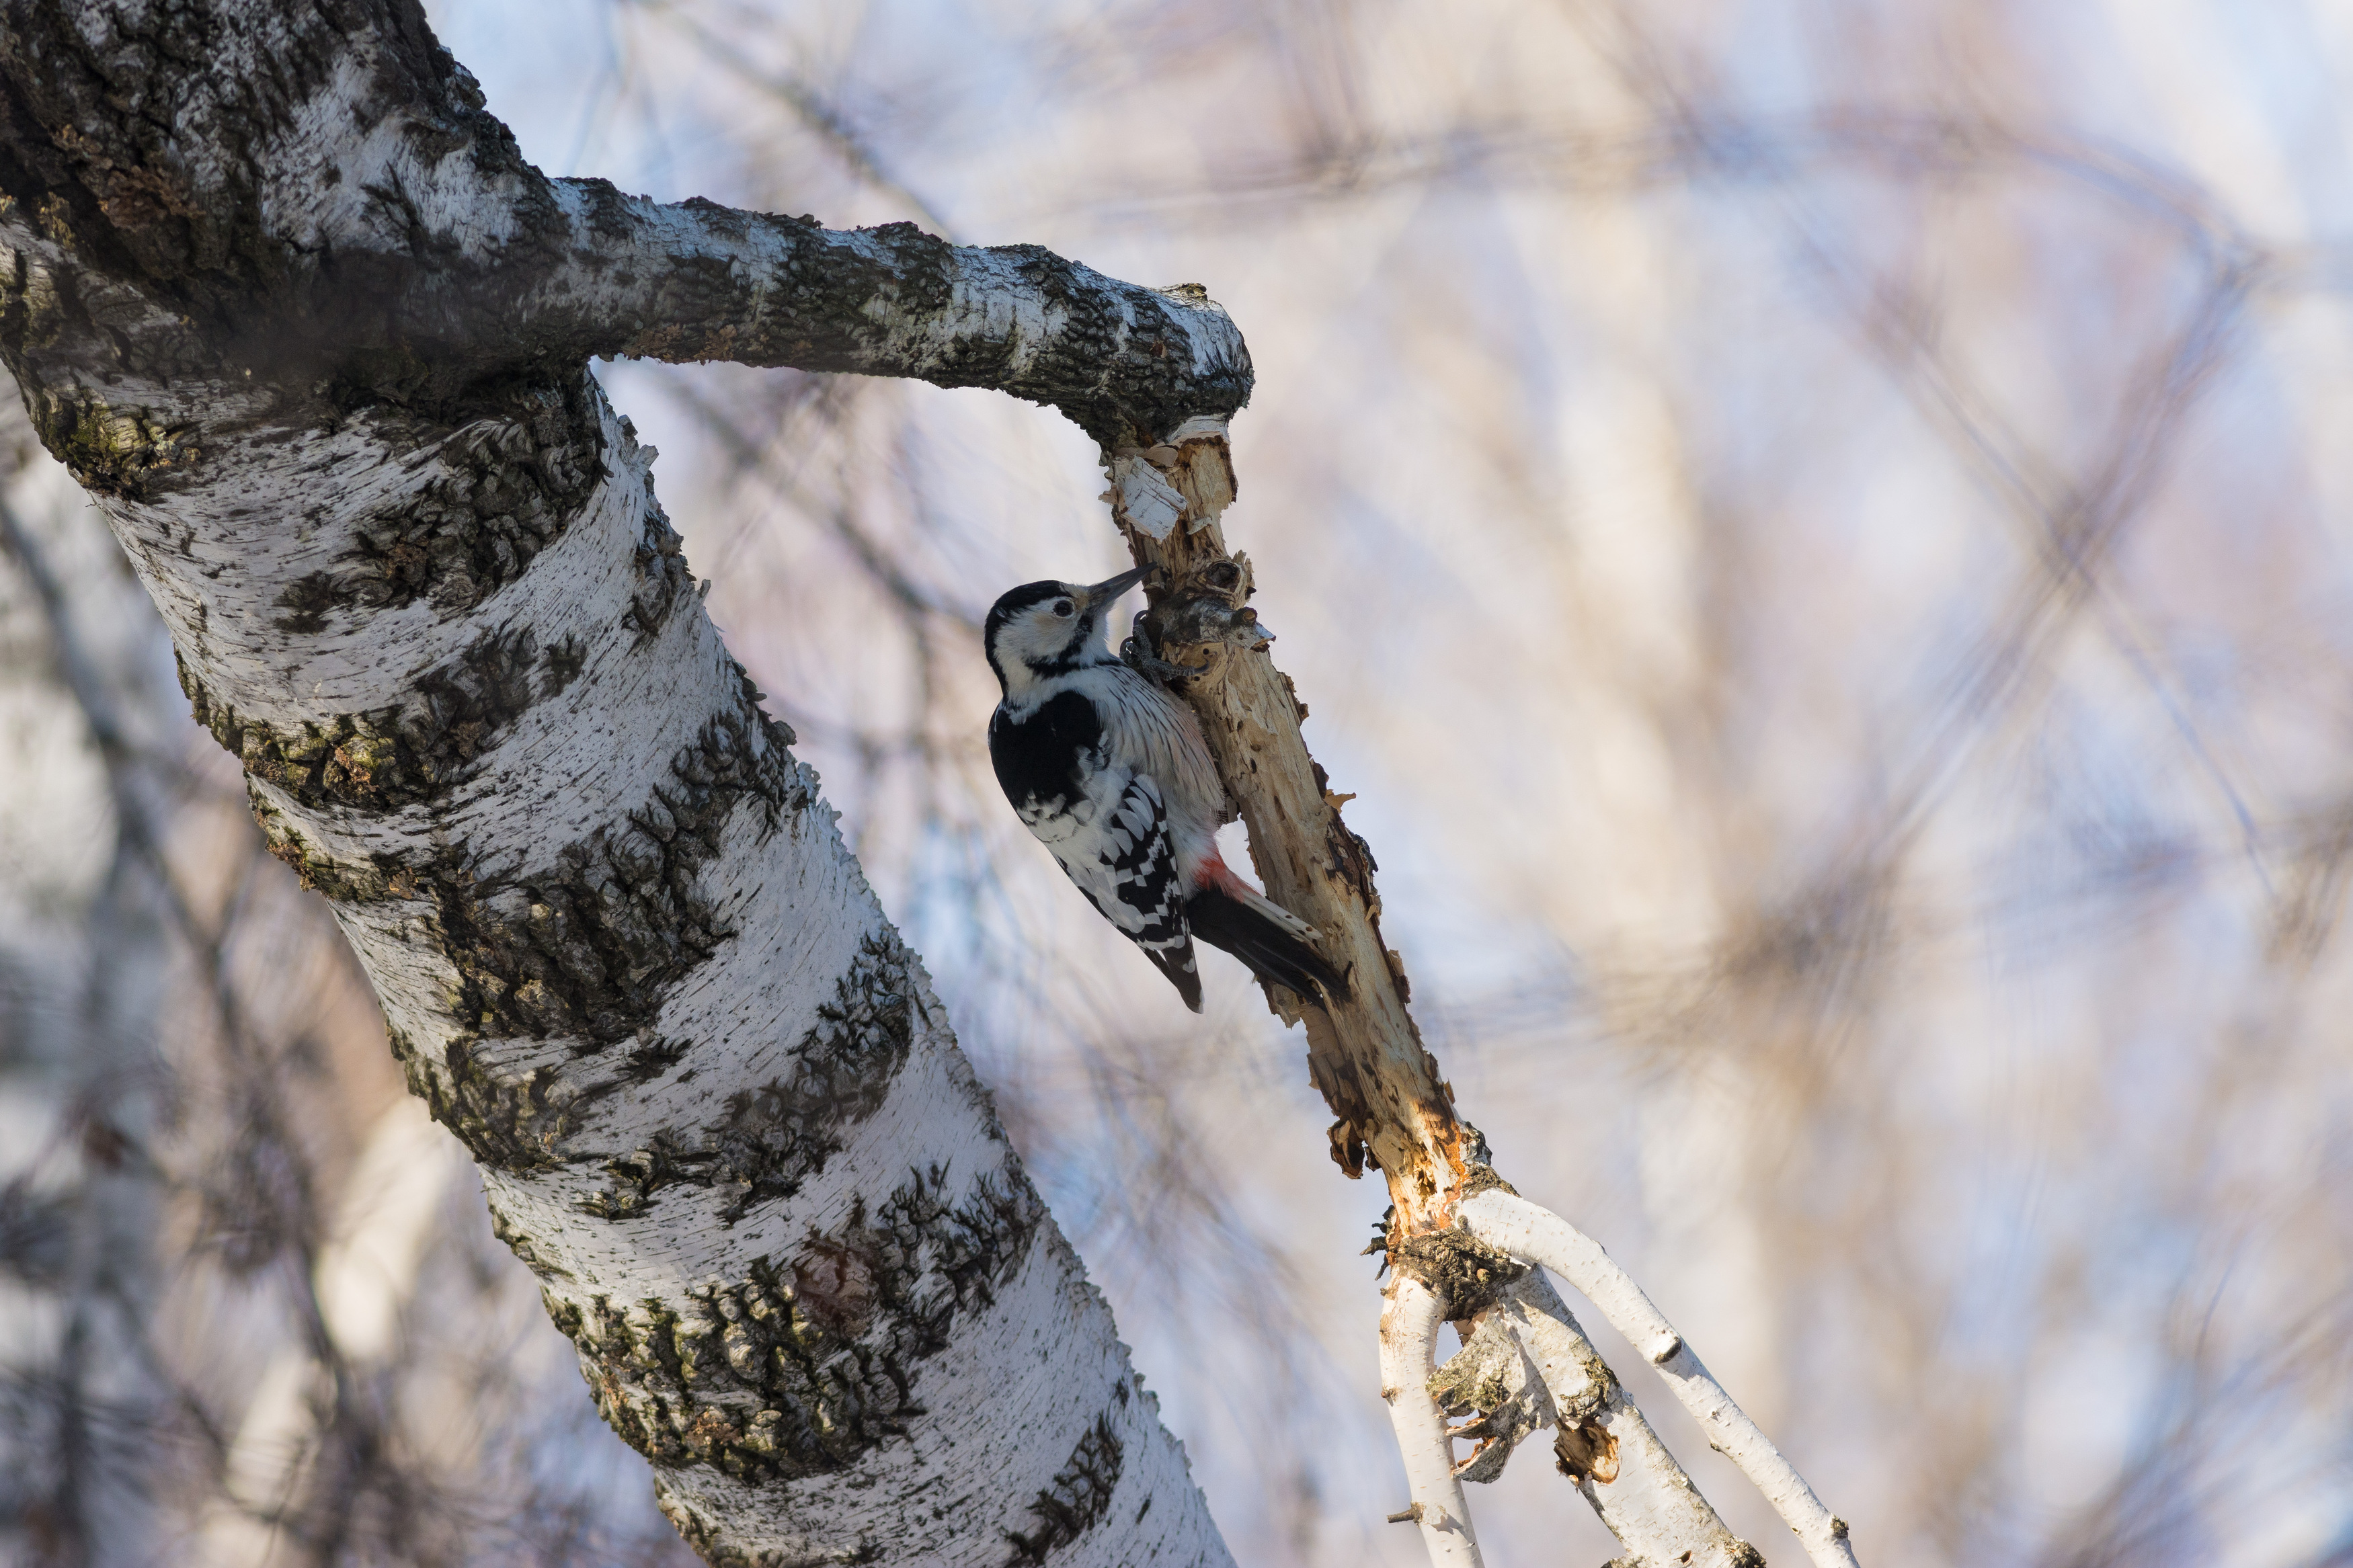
[429,706,810,1046]
[554,1162,1047,1483]
[307,378,610,622]
[184,626,571,810]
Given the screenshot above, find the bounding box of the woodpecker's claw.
[1121,614,1207,684]
[1126,646,1206,683]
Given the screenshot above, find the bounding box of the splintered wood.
[1104,421,1466,1234]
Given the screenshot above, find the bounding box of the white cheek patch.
[1014,610,1080,665]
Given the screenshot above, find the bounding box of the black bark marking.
[539,631,586,696]
[434,706,808,1044]
[336,702,809,1173]
[246,788,408,905]
[188,622,549,812]
[332,376,609,619]
[1383,1225,1528,1321]
[557,1163,1045,1483]
[621,492,693,644]
[584,934,918,1221]
[1006,1413,1125,1564]
[172,393,725,835]
[272,570,342,633]
[382,1026,567,1174]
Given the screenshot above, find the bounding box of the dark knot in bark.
[1384,1227,1529,1322]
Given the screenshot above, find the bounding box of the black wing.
[992,693,1204,1012]
[988,690,1101,817]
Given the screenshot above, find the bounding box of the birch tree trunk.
[0,3,1246,1561]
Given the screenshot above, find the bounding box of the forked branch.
[1461,1188,1860,1568]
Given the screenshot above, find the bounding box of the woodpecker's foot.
[1122,615,1207,684]
[1127,647,1206,683]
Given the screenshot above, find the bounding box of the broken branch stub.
[1104,417,1466,1233]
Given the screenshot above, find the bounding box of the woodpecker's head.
[984,567,1146,696]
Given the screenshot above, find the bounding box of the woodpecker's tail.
[1185,886,1348,1007]
[1141,940,1205,1014]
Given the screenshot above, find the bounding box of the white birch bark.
[0,2,1240,1561]
[1458,1188,1858,1568]
[1380,1274,1482,1567]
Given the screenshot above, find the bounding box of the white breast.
[1080,665,1230,875]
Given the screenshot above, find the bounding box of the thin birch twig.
[1380,1272,1483,1566]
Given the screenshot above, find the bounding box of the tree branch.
[1461,1188,1860,1568]
[1090,417,1858,1565]
[0,0,1242,452]
[1380,1273,1482,1565]
[471,185,1252,446]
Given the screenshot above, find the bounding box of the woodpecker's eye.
[1052,598,1075,618]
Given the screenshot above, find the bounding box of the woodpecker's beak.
[1076,565,1147,613]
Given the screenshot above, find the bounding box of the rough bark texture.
[1105,427,1467,1233]
[0,3,1235,1562]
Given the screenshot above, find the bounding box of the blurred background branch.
[7,0,2353,1563]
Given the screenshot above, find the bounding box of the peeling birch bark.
[0,3,1232,1561]
[1105,427,1465,1231]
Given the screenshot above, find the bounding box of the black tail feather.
[1185,887,1348,1007]
[1142,940,1205,1013]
